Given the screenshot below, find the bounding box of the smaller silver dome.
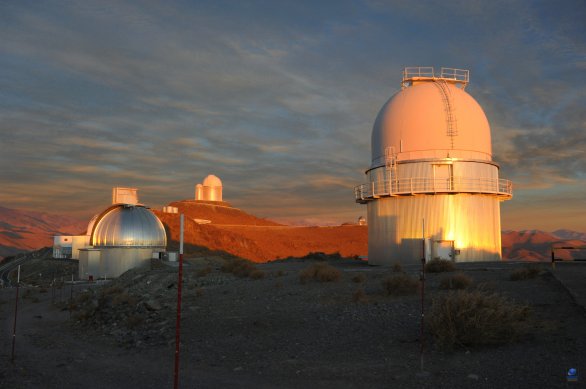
[91,205,167,248]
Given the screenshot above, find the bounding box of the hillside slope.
[0,206,86,258]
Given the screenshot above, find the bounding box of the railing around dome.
[354,176,512,203]
[402,67,469,89]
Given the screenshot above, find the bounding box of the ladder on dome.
[385,146,398,194]
[434,80,458,149]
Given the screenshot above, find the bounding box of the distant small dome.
[91,205,167,248]
[203,175,222,187]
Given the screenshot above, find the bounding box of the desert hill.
[2,203,584,263]
[166,200,283,226]
[0,206,86,258]
[155,201,367,262]
[502,230,585,261]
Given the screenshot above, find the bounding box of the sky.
[0,0,584,231]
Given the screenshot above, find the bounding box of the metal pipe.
[174,214,185,389]
[420,219,426,372]
[11,265,21,362]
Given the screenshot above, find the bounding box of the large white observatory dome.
[356,67,512,265]
[371,72,492,167]
[90,205,167,248]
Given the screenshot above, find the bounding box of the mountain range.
[1,204,584,262]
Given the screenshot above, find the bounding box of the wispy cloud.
[0,0,584,230]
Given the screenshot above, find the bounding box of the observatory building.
[79,203,167,279]
[53,187,168,279]
[355,67,512,265]
[195,174,223,202]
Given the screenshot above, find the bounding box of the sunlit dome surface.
[371,81,492,166]
[91,205,167,248]
[203,174,222,187]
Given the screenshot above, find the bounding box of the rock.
[144,300,163,311]
[467,374,479,380]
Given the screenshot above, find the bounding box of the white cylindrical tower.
[355,67,512,265]
[195,184,203,200]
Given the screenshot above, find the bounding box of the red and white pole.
[11,265,21,363]
[173,214,184,389]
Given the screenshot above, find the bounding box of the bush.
[440,272,473,290]
[352,274,366,283]
[392,262,403,273]
[113,292,137,306]
[382,274,419,296]
[221,259,257,278]
[102,285,123,296]
[197,266,212,277]
[299,262,341,283]
[126,314,144,329]
[425,259,456,273]
[353,288,368,303]
[510,267,541,281]
[249,269,266,280]
[428,290,530,350]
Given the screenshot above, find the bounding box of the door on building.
[433,240,455,261]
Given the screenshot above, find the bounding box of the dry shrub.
[126,314,144,329]
[353,288,368,303]
[299,262,341,284]
[382,274,419,296]
[195,287,205,297]
[392,262,403,273]
[352,273,366,283]
[113,292,137,306]
[275,270,286,277]
[249,269,266,280]
[425,259,456,273]
[440,272,473,290]
[510,267,541,281]
[197,266,212,277]
[221,259,257,278]
[102,285,123,296]
[77,291,93,303]
[428,290,530,350]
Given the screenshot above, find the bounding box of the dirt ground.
[1,258,586,389]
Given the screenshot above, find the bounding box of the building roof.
[90,204,167,248]
[371,75,492,168]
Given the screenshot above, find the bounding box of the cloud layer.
[0,0,584,230]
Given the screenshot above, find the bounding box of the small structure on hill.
[195,174,223,202]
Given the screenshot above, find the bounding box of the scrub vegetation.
[382,273,419,296]
[510,266,541,281]
[439,272,473,290]
[221,258,264,280]
[299,262,341,283]
[428,290,530,350]
[425,258,456,273]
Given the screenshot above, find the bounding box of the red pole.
[174,214,184,389]
[11,265,21,363]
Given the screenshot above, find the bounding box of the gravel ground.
[1,258,585,388]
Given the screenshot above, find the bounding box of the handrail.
[402,67,469,89]
[355,176,512,203]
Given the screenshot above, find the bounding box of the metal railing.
[402,67,469,88]
[355,176,512,203]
